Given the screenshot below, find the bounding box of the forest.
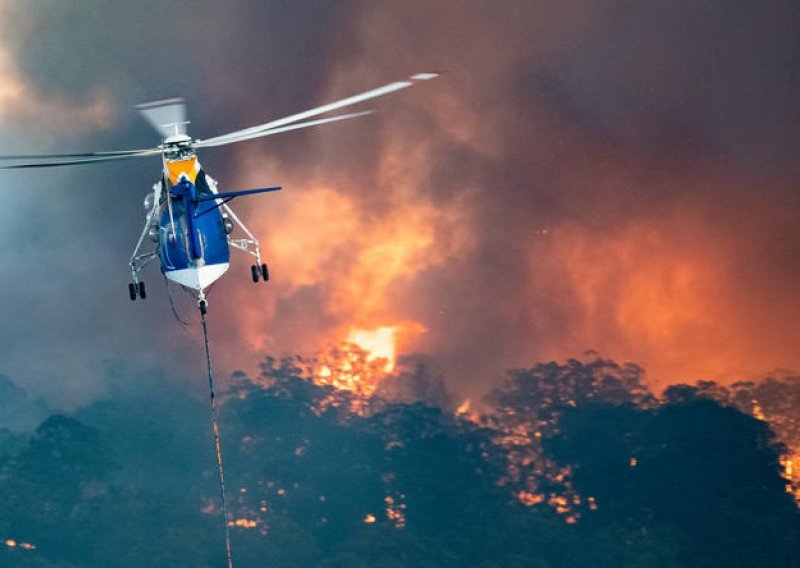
[1,356,799,567]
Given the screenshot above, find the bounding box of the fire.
[347,326,397,372]
[3,538,35,551]
[363,514,376,524]
[517,491,545,507]
[385,495,407,528]
[306,323,427,410]
[311,342,389,400]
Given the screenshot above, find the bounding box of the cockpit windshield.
[164,145,195,161]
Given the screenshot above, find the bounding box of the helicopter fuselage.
[158,154,231,290]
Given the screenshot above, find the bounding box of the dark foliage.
[0,360,798,567]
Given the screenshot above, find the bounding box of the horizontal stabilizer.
[195,187,283,202]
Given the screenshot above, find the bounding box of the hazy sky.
[1,0,799,407]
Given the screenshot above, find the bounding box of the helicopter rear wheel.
[138,281,147,299]
[128,283,137,301]
[261,263,269,282]
[251,264,260,283]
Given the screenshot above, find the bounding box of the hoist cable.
[200,304,234,568]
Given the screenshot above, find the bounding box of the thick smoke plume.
[0,1,799,405]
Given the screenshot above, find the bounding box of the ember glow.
[3,538,35,551]
[346,326,399,373]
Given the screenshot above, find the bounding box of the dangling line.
[201,306,234,568]
[163,275,191,326]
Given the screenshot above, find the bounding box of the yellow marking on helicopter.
[166,156,199,185]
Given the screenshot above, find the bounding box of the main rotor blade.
[195,110,374,148]
[0,149,161,169]
[195,72,440,148]
[0,148,159,160]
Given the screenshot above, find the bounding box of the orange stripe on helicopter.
[166,157,199,185]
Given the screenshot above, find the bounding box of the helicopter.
[0,72,440,311]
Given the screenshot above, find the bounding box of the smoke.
[0,0,799,405]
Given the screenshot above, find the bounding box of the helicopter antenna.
[199,300,234,568]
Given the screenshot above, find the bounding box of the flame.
[363,514,376,524]
[347,327,397,372]
[305,323,427,411]
[3,538,34,551]
[385,495,407,529]
[517,491,545,507]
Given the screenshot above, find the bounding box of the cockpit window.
[195,170,213,196]
[164,145,195,161]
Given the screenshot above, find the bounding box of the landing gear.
[251,263,269,283]
[128,281,147,301]
[129,181,161,303]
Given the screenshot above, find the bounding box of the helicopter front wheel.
[128,281,147,301]
[251,263,269,283]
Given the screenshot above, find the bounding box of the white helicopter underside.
[165,262,230,291]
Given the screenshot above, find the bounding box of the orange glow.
[780,455,798,498]
[310,343,390,399]
[185,3,800,453]
[229,518,258,529]
[303,323,425,412]
[363,514,376,524]
[752,400,766,421]
[529,214,800,388]
[347,326,398,372]
[517,491,545,507]
[385,495,407,528]
[1,538,34,551]
[212,133,470,382]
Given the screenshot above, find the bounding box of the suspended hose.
[163,275,191,326]
[200,304,234,568]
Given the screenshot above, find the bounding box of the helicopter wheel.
[251,264,260,283]
[261,263,269,282]
[138,281,147,299]
[128,283,137,301]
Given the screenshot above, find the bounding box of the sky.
[0,0,799,408]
